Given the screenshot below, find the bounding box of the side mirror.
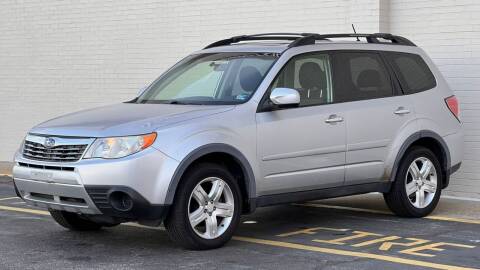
[270,87,300,106]
[137,86,148,97]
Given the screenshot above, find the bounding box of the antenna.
[352,24,360,41]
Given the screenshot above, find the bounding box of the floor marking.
[351,235,402,248]
[295,203,392,214]
[399,242,476,258]
[426,215,480,225]
[1,200,479,226]
[0,197,19,201]
[232,236,479,270]
[124,222,165,231]
[0,206,166,231]
[295,203,480,225]
[0,205,478,270]
[11,202,26,205]
[313,230,383,245]
[0,205,49,216]
[443,195,480,202]
[277,226,349,237]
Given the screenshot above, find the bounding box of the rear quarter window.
[386,52,436,94]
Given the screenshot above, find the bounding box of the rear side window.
[332,52,393,102]
[386,52,436,94]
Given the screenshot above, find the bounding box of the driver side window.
[270,53,333,107]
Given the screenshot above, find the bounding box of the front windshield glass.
[136,52,279,105]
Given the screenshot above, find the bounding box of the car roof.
[195,33,419,55]
[197,41,423,55]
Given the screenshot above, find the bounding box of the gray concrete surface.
[321,192,480,221]
[0,178,479,269]
[0,175,12,184]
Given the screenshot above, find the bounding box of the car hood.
[30,103,235,137]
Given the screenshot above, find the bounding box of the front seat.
[239,65,263,94]
[298,62,327,105]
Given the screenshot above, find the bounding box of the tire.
[384,146,443,217]
[164,163,242,250]
[49,210,105,231]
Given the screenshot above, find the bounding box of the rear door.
[331,51,417,185]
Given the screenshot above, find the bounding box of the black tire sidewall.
[167,163,242,249]
[393,146,443,217]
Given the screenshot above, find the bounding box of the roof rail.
[203,33,310,49]
[203,32,416,49]
[295,33,416,47]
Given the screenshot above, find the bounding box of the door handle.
[325,114,344,123]
[394,107,410,115]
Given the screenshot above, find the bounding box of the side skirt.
[255,182,391,207]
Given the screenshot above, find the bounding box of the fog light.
[109,191,133,212]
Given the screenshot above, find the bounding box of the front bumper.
[14,178,101,214]
[13,147,179,222]
[84,185,169,222]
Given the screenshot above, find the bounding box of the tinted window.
[387,52,436,94]
[268,53,334,107]
[332,52,393,102]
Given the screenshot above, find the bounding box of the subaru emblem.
[44,137,55,148]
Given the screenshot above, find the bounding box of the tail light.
[445,95,460,121]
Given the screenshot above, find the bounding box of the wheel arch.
[390,130,451,189]
[165,143,257,213]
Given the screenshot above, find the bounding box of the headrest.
[239,66,263,93]
[299,62,324,90]
[357,69,382,89]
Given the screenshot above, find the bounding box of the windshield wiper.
[167,100,197,105]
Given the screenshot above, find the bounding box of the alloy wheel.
[188,177,235,239]
[405,157,438,209]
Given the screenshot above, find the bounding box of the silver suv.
[13,33,463,250]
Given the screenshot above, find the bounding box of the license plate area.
[30,170,54,182]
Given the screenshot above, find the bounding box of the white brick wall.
[0,0,380,160]
[1,0,479,198]
[389,0,480,198]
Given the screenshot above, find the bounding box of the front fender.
[152,119,258,209]
[163,143,257,208]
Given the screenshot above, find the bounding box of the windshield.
[136,52,279,105]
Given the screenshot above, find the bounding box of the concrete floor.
[321,192,480,221]
[0,177,479,269]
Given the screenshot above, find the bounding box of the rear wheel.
[164,163,242,250]
[49,210,117,231]
[384,146,442,217]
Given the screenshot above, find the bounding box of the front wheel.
[384,146,442,217]
[164,163,242,250]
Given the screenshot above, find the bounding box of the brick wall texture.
[1,0,479,198]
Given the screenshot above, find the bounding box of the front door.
[256,52,347,195]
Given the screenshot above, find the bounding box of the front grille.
[23,140,88,162]
[18,162,75,171]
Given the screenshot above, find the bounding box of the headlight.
[84,133,157,159]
